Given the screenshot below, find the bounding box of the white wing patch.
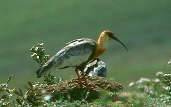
[58,52,91,68]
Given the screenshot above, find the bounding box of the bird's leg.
[74,67,82,85]
[75,66,96,90]
[80,70,97,90]
[79,65,90,88]
[80,70,88,85]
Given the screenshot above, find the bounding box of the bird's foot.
[73,78,89,88]
[73,77,96,91]
[73,78,82,85]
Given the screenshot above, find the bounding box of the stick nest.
[32,76,124,94]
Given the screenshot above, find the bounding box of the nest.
[33,76,124,94]
[22,76,124,105]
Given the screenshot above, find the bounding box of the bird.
[36,30,128,86]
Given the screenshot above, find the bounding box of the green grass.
[0,0,171,87]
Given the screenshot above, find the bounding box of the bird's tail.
[36,60,54,78]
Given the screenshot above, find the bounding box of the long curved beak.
[110,35,128,51]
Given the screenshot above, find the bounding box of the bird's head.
[98,30,128,51]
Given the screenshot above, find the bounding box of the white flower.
[39,43,44,46]
[31,53,37,57]
[35,47,39,51]
[45,55,50,57]
[155,72,164,76]
[128,82,135,87]
[164,74,171,77]
[43,95,51,101]
[163,86,169,91]
[153,78,160,83]
[2,83,8,87]
[41,89,47,94]
[9,94,13,97]
[136,77,150,84]
[168,60,171,64]
[149,90,153,94]
[36,56,39,59]
[33,83,39,88]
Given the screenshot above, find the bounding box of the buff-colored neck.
[97,34,110,50]
[93,34,109,58]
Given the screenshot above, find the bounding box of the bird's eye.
[108,33,114,38]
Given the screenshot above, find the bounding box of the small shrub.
[0,75,15,107]
[129,71,171,106]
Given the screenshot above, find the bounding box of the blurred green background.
[0,0,171,87]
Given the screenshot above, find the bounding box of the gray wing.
[54,38,96,68]
[37,38,96,77]
[65,38,90,45]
